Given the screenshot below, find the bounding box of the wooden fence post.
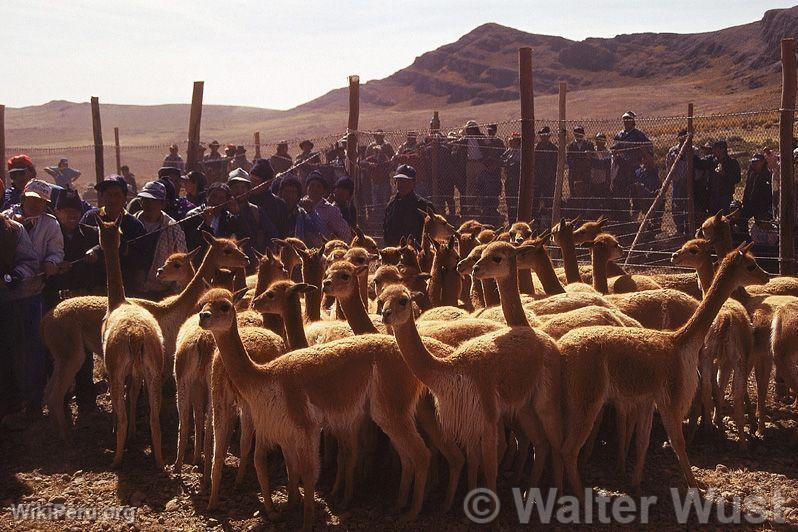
[90,97,104,184]
[186,81,204,172]
[430,110,441,208]
[254,131,261,160]
[517,47,535,222]
[0,105,5,184]
[686,103,696,234]
[113,127,121,174]
[779,38,796,275]
[552,81,567,225]
[347,75,360,210]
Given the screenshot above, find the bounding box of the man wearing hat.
[203,140,226,184]
[736,153,773,237]
[478,124,505,223]
[80,175,148,290]
[590,133,612,198]
[295,140,320,183]
[666,129,699,234]
[566,126,595,200]
[183,182,241,253]
[610,112,652,218]
[534,126,558,227]
[4,155,37,211]
[451,120,487,216]
[163,143,186,173]
[248,158,290,240]
[44,158,81,190]
[133,181,187,296]
[695,140,741,215]
[383,166,434,246]
[229,145,251,174]
[269,141,293,176]
[225,167,270,257]
[333,177,357,228]
[501,133,522,222]
[301,170,352,243]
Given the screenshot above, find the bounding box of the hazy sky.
[4,0,794,109]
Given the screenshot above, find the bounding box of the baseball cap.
[95,175,129,195]
[138,181,167,201]
[622,111,636,120]
[227,167,251,185]
[23,179,52,201]
[158,166,181,179]
[7,154,35,172]
[55,189,84,211]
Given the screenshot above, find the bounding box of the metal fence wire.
[4,108,795,270]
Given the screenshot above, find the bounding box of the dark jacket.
[250,190,290,239]
[534,140,558,199]
[79,208,148,289]
[2,187,22,211]
[741,167,772,219]
[696,155,741,213]
[334,199,358,228]
[566,138,595,181]
[44,223,103,303]
[383,192,434,247]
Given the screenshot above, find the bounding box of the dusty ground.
[1,364,798,531]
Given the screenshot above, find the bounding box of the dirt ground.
[1,363,798,531]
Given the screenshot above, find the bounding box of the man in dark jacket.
[333,177,357,228]
[566,126,595,199]
[695,140,741,214]
[383,167,434,246]
[249,158,290,239]
[611,111,652,220]
[736,153,773,236]
[534,126,558,228]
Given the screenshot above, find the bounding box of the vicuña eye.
[492,256,501,263]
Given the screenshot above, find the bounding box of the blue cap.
[138,181,167,201]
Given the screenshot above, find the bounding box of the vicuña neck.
[495,258,530,327]
[693,259,716,299]
[556,234,583,283]
[391,317,443,389]
[591,251,609,294]
[103,238,126,312]
[211,320,263,396]
[339,279,379,334]
[157,248,219,317]
[282,297,309,350]
[482,278,501,306]
[517,268,536,296]
[675,263,736,345]
[531,253,566,295]
[302,262,323,323]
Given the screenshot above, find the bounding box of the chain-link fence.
[4,108,795,270]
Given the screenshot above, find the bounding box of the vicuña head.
[156,248,199,283]
[343,246,379,268]
[456,243,488,275]
[508,221,533,245]
[322,260,366,299]
[198,291,237,333]
[379,284,424,327]
[514,233,552,270]
[471,241,519,281]
[671,238,714,268]
[420,207,456,243]
[351,225,379,255]
[203,232,250,269]
[699,209,736,250]
[587,233,625,262]
[251,280,316,316]
[572,215,608,245]
[97,215,122,250]
[715,241,769,288]
[323,239,349,256]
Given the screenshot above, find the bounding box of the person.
[476,124,505,224]
[183,182,246,254]
[695,140,741,215]
[632,150,659,226]
[383,168,434,246]
[295,140,320,183]
[0,211,45,424]
[692,140,715,218]
[763,148,780,220]
[611,111,652,220]
[203,140,227,183]
[249,159,290,239]
[360,143,393,216]
[163,143,185,172]
[452,120,487,216]
[120,165,138,196]
[333,177,357,228]
[302,171,352,242]
[182,170,207,207]
[665,129,696,234]
[566,126,595,201]
[534,127,558,228]
[133,181,187,296]
[4,155,36,211]
[394,132,427,197]
[270,141,293,175]
[501,133,522,222]
[229,145,251,173]
[278,177,325,245]
[590,133,612,198]
[80,175,147,290]
[159,167,195,221]
[44,158,81,190]
[45,190,102,410]
[736,153,773,236]
[226,168,267,258]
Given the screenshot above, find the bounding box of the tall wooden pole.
[347,75,360,208]
[779,38,796,275]
[113,127,121,174]
[430,110,441,207]
[552,81,567,225]
[686,103,696,234]
[254,131,261,160]
[517,47,535,222]
[0,105,5,184]
[90,97,104,184]
[186,81,204,172]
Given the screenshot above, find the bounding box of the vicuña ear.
[355,264,369,276]
[515,244,536,256]
[187,247,201,261]
[237,237,250,248]
[415,272,432,282]
[202,279,213,290]
[272,238,288,248]
[232,287,250,303]
[410,291,426,303]
[202,230,216,246]
[289,282,317,295]
[368,253,379,262]
[399,236,406,247]
[417,208,429,218]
